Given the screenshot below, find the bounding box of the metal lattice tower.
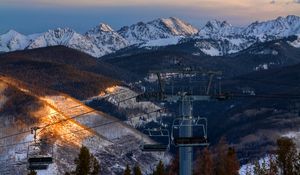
[137,68,223,175]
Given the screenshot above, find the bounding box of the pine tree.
[75,146,91,175]
[225,147,240,175]
[133,164,142,175]
[276,137,298,175]
[213,137,240,175]
[214,137,228,175]
[153,160,165,175]
[253,159,267,175]
[27,170,37,175]
[252,155,278,175]
[91,156,100,175]
[65,146,100,175]
[168,154,179,175]
[244,165,252,175]
[268,155,278,175]
[294,152,300,175]
[194,147,213,175]
[124,165,131,175]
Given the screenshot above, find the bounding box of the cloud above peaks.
[271,0,300,4]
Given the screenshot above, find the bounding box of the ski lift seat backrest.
[28,157,53,164]
[140,128,170,152]
[174,137,208,146]
[171,117,209,147]
[142,144,169,152]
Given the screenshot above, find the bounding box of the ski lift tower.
[136,68,223,175]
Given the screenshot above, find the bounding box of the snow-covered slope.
[85,86,167,127]
[193,37,255,56]
[0,76,169,175]
[118,17,198,45]
[288,34,300,48]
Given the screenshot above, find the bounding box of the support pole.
[179,95,193,175]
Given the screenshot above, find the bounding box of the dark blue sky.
[1,0,299,35]
[0,5,210,34]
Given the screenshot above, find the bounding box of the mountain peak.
[98,23,114,32]
[118,17,198,44]
[158,17,199,35]
[205,20,232,29]
[84,23,129,56]
[51,27,74,32]
[199,19,239,39]
[86,23,115,35]
[6,29,20,35]
[221,21,231,27]
[46,28,75,36]
[0,29,29,52]
[1,30,25,38]
[243,15,300,39]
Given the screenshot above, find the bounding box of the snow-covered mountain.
[194,15,300,56]
[198,15,300,40]
[242,15,300,41]
[28,28,103,57]
[199,20,243,39]
[85,23,129,55]
[0,26,128,57]
[0,15,299,57]
[0,30,35,52]
[117,17,198,45]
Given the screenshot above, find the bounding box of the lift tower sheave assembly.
[136,68,222,175]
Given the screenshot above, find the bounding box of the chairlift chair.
[27,138,53,170]
[171,117,209,147]
[141,128,170,152]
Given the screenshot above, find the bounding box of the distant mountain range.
[0,15,300,57]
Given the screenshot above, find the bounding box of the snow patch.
[254,62,276,71]
[288,34,300,48]
[239,156,272,175]
[140,36,183,47]
[200,46,221,56]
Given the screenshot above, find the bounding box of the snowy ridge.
[194,15,300,56]
[198,15,300,41]
[85,23,129,56]
[28,28,105,57]
[0,15,300,57]
[1,26,126,58]
[243,15,300,41]
[199,20,243,39]
[117,17,198,45]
